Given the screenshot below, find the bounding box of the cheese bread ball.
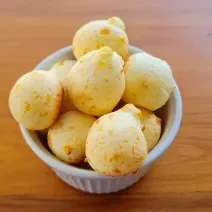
[66,47,125,116]
[139,108,162,151]
[50,60,77,113]
[48,111,96,164]
[9,71,63,130]
[86,104,148,176]
[72,17,128,60]
[122,52,175,111]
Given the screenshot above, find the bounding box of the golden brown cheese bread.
[72,17,128,60]
[122,52,175,111]
[139,107,162,151]
[66,47,125,116]
[49,60,77,113]
[9,71,63,130]
[86,104,148,176]
[48,111,96,164]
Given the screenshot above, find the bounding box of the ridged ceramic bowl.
[20,45,182,193]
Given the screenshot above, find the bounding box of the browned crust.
[64,145,72,155]
[113,168,121,174]
[156,117,162,124]
[100,28,110,35]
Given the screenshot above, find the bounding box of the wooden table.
[1,0,212,211]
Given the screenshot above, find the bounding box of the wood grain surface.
[1,0,212,211]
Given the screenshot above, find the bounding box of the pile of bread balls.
[9,17,175,176]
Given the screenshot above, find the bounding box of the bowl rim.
[20,45,183,180]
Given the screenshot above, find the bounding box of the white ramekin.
[19,45,182,194]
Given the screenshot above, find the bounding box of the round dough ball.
[107,16,125,31]
[86,104,148,176]
[48,111,96,164]
[50,60,77,113]
[72,18,128,60]
[139,108,162,152]
[66,47,125,116]
[9,71,63,130]
[122,52,175,111]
